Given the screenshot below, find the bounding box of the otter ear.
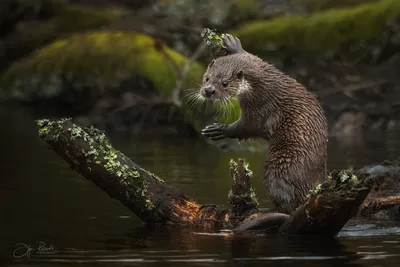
[208,59,215,68]
[237,70,244,79]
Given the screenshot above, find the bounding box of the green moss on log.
[310,168,360,197]
[37,118,158,211]
[233,0,400,61]
[1,32,205,102]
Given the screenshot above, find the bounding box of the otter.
[201,34,328,215]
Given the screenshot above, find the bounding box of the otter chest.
[242,112,279,141]
[263,115,280,140]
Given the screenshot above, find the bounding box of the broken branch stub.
[201,28,228,57]
[228,159,259,214]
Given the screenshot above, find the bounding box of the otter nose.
[204,87,215,97]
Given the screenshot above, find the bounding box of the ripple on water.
[340,224,400,237]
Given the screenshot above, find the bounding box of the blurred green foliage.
[234,0,399,62]
[296,0,379,12]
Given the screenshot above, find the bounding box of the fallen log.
[360,196,400,219]
[356,162,400,220]
[37,118,374,236]
[37,118,262,230]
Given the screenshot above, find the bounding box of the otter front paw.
[202,123,228,141]
[222,34,246,54]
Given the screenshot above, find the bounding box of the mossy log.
[37,118,375,236]
[356,162,400,220]
[37,118,263,229]
[360,196,400,218]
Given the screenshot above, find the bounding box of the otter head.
[200,56,247,101]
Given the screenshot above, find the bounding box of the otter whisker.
[226,97,235,121]
[182,92,198,107]
[183,90,205,113]
[212,99,226,121]
[223,98,231,118]
[213,100,222,120]
[221,97,230,122]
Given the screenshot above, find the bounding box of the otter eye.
[222,81,228,88]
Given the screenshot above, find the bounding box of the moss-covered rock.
[0,0,127,71]
[0,31,205,103]
[233,0,400,63]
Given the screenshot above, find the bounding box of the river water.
[0,106,399,266]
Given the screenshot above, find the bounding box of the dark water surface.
[0,106,399,267]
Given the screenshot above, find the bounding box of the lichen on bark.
[37,118,158,211]
[228,159,259,212]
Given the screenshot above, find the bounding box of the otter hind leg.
[264,168,302,215]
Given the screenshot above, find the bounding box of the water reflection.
[4,225,400,266]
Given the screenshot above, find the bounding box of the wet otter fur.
[201,35,328,215]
